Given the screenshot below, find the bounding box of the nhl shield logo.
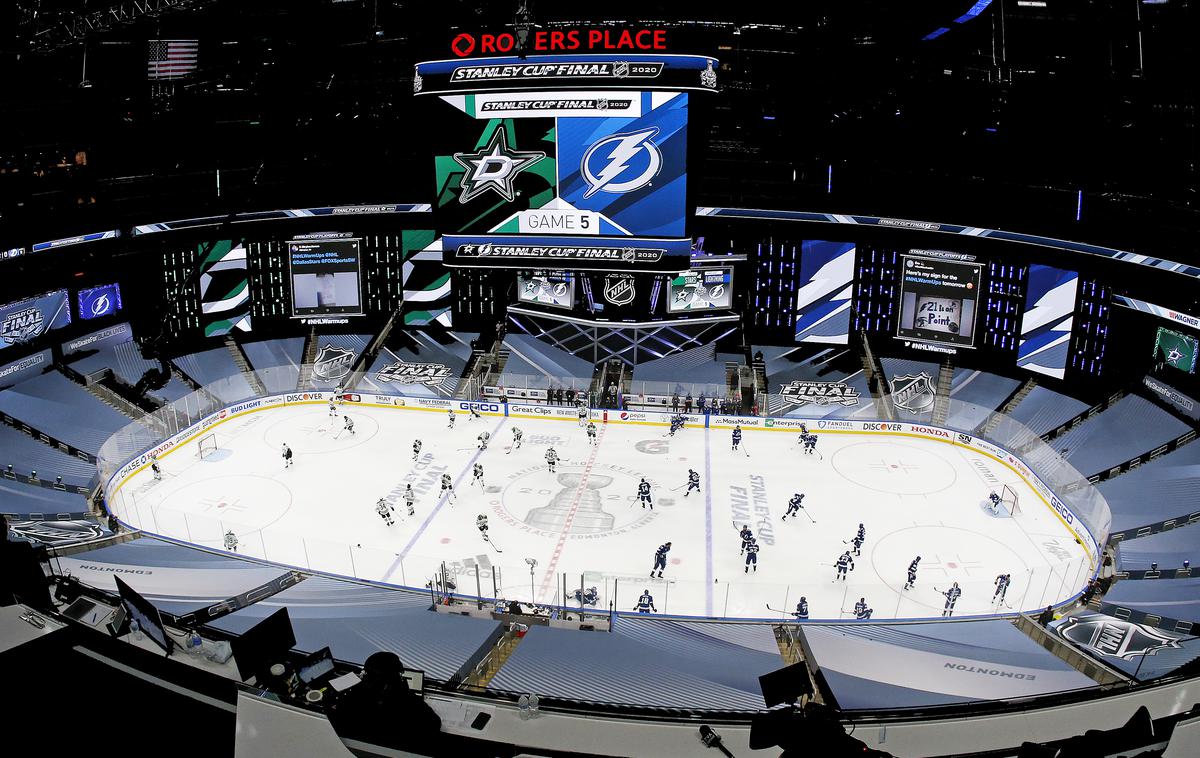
[612,61,629,78]
[603,275,636,306]
[1058,614,1182,660]
[313,344,354,381]
[595,98,609,111]
[7,519,105,546]
[890,372,936,415]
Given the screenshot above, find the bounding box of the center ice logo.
[890,372,937,415]
[0,307,45,344]
[312,344,354,381]
[525,473,616,533]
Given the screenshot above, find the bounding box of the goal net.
[196,433,218,459]
[999,484,1021,517]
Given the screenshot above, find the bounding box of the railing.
[96,366,1111,623]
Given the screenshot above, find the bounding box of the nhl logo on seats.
[604,275,636,306]
[313,344,354,381]
[890,372,936,415]
[1057,615,1182,660]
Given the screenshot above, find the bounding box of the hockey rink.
[107,400,1095,621]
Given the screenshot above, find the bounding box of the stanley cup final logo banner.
[0,289,72,351]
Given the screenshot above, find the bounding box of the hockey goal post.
[196,433,218,459]
[999,484,1021,517]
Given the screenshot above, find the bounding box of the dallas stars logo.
[452,128,545,204]
[1166,346,1184,366]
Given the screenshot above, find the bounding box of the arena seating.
[0,371,134,454]
[308,334,372,389]
[359,331,474,396]
[486,620,773,710]
[946,369,1020,431]
[1116,526,1200,571]
[1027,394,1191,478]
[0,423,97,486]
[240,337,304,394]
[881,358,940,420]
[66,340,159,385]
[1098,441,1200,534]
[632,343,729,391]
[1102,577,1200,625]
[500,334,594,388]
[172,348,256,403]
[1006,385,1090,436]
[0,478,88,515]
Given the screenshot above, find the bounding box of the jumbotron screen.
[896,253,981,347]
[517,271,575,310]
[667,268,732,313]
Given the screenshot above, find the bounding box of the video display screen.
[667,268,732,313]
[517,271,575,310]
[77,283,123,321]
[1155,327,1199,374]
[896,254,981,347]
[288,238,363,317]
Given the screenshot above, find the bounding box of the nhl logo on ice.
[313,344,354,381]
[1057,615,1181,660]
[0,307,45,344]
[603,275,636,306]
[890,372,937,415]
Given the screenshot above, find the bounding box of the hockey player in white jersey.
[586,421,598,445]
[328,398,338,417]
[412,439,422,460]
[511,427,523,449]
[376,498,395,526]
[545,447,559,473]
[440,472,456,501]
[150,454,162,481]
[342,415,355,435]
[472,462,485,489]
[477,431,490,450]
[224,530,239,552]
[403,484,416,516]
[447,408,456,428]
[281,443,293,468]
[684,469,700,497]
[577,405,588,427]
[476,514,490,542]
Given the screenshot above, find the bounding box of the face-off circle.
[831,441,958,495]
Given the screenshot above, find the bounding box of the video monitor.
[896,253,981,347]
[1154,326,1199,374]
[113,575,172,655]
[288,238,363,317]
[230,607,297,682]
[667,268,732,313]
[517,271,575,310]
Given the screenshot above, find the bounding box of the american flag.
[147,40,198,80]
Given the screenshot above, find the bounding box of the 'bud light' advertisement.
[77,283,123,321]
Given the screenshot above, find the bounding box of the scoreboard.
[416,53,718,274]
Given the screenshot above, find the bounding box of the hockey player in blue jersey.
[792,597,809,620]
[651,542,672,578]
[782,493,805,521]
[739,525,753,555]
[798,423,808,435]
[942,582,962,617]
[668,414,685,437]
[572,586,600,607]
[904,556,921,590]
[994,573,1011,604]
[851,523,865,556]
[638,478,653,509]
[835,551,855,581]
[744,538,760,573]
[731,425,742,451]
[854,598,873,620]
[412,439,422,461]
[802,433,818,455]
[634,589,657,613]
[684,469,700,497]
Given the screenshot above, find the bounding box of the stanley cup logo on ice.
[524,473,615,533]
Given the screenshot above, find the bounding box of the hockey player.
[572,586,600,606]
[476,514,490,541]
[469,405,482,420]
[412,439,423,461]
[835,551,855,581]
[942,582,962,617]
[782,493,805,521]
[328,398,338,417]
[281,443,293,468]
[586,421,598,445]
[851,523,865,556]
[854,598,873,620]
[577,404,589,427]
[545,447,559,473]
[744,538,760,573]
[376,498,395,526]
[403,484,416,517]
[634,589,657,614]
[651,542,672,578]
[731,424,742,451]
[447,409,456,428]
[477,431,490,450]
[988,490,1002,515]
[342,415,355,435]
[637,477,653,509]
[792,597,809,620]
[994,573,1011,604]
[511,427,523,449]
[472,462,485,488]
[904,556,921,590]
[739,525,754,555]
[803,433,818,455]
[798,423,808,435]
[440,472,456,501]
[684,469,700,497]
[150,454,162,481]
[224,530,238,552]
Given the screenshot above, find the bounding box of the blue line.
[703,423,714,616]
[387,415,508,577]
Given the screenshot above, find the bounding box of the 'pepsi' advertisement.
[78,283,123,320]
[0,290,72,351]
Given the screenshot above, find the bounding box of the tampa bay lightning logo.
[581,128,662,199]
[89,292,111,317]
